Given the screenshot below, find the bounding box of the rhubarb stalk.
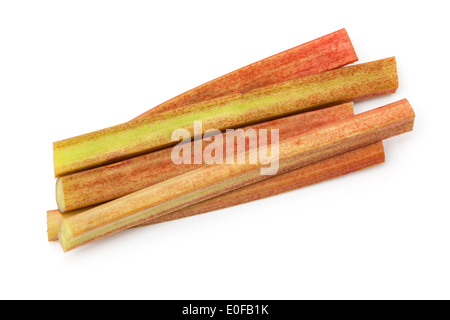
[56,103,354,212]
[47,142,384,241]
[133,29,358,119]
[58,99,414,252]
[53,57,398,177]
[147,142,385,225]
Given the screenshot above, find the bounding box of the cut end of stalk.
[53,141,64,178]
[47,210,60,242]
[402,98,415,117]
[58,220,74,253]
[56,178,66,213]
[337,28,358,63]
[47,207,91,242]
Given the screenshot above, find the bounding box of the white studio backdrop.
[0,0,448,299]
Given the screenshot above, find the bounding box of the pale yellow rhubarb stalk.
[47,208,88,241]
[47,142,384,241]
[53,58,398,177]
[58,99,414,252]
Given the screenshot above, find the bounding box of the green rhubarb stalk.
[53,58,398,177]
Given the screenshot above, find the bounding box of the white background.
[0,0,449,300]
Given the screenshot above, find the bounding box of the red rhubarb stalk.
[47,142,384,241]
[56,103,354,212]
[133,29,358,119]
